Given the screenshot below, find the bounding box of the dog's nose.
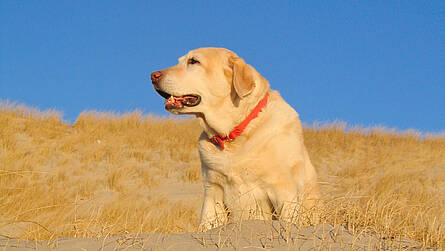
[151,71,163,84]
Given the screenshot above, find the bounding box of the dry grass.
[0,100,444,249]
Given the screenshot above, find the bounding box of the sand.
[1,220,425,250]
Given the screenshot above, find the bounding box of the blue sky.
[1,1,444,132]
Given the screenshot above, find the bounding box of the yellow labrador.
[151,48,319,230]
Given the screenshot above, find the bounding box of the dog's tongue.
[164,95,198,109]
[165,96,183,109]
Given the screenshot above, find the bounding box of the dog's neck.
[197,79,270,141]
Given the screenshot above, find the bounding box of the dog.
[151,48,319,231]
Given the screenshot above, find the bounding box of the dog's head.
[150,47,269,135]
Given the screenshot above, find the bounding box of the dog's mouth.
[155,89,201,110]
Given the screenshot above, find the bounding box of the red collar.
[210,94,269,150]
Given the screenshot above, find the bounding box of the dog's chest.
[197,133,270,182]
[198,140,265,189]
[199,145,243,181]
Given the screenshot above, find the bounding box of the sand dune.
[1,220,425,250]
[1,101,444,250]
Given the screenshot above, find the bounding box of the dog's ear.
[232,57,255,98]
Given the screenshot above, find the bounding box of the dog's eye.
[188,58,200,65]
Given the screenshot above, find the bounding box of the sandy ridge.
[1,220,425,250]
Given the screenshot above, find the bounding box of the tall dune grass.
[0,101,444,249]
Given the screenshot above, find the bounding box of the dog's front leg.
[267,179,302,223]
[198,184,227,231]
